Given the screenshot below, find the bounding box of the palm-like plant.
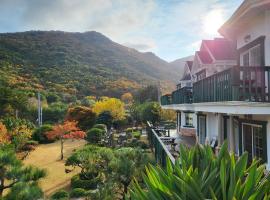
[130,142,270,200]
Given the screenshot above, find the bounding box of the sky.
[0,0,243,61]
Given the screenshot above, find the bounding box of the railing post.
[231,66,240,101]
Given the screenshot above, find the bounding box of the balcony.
[160,87,192,106]
[172,86,193,104]
[161,66,270,106]
[193,66,270,103]
[160,94,172,105]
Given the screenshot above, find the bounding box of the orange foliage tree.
[0,122,10,144]
[46,121,86,160]
[121,92,133,105]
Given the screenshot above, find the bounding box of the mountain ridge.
[0,30,187,97]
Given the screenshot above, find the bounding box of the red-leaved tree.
[46,121,86,160]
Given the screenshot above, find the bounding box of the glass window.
[185,113,193,127]
[240,45,261,66]
[250,45,261,66]
[253,126,263,159]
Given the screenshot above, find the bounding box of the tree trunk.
[0,178,4,197]
[60,137,64,160]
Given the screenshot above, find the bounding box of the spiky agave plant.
[129,142,270,200]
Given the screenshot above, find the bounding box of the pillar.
[229,115,235,153]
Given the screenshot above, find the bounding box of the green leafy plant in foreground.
[130,141,270,200]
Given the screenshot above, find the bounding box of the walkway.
[23,139,86,197]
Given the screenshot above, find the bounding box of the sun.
[203,9,224,36]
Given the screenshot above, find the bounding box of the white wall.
[236,10,270,65]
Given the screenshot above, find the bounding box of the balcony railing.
[146,122,175,167]
[160,94,172,105]
[172,86,193,104]
[193,66,270,103]
[160,66,270,105]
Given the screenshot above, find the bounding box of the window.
[242,123,265,162]
[185,113,193,127]
[241,45,261,66]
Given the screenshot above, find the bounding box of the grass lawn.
[23,139,87,197]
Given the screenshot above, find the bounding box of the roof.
[202,38,236,60]
[219,0,270,38]
[196,51,213,64]
[181,73,191,81]
[186,61,193,71]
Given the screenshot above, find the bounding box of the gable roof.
[202,38,236,60]
[219,0,270,38]
[186,61,193,71]
[196,51,213,64]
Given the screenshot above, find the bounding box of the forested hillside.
[0,31,180,99]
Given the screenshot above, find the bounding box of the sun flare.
[203,9,224,36]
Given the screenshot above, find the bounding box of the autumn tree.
[0,122,10,144]
[66,106,96,131]
[121,92,133,105]
[46,121,86,160]
[93,98,125,121]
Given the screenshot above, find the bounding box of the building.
[161,0,270,168]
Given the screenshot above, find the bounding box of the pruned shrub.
[32,124,54,143]
[70,188,87,198]
[132,131,141,139]
[26,140,39,146]
[51,190,69,200]
[86,128,105,144]
[126,128,133,133]
[71,174,100,190]
[93,124,107,131]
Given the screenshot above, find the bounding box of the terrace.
[161,66,270,105]
[146,122,195,166]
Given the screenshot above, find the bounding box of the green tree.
[110,148,150,196]
[96,111,113,128]
[141,102,161,124]
[134,85,158,103]
[42,102,68,124]
[86,128,105,144]
[130,142,270,200]
[0,87,28,118]
[0,145,46,198]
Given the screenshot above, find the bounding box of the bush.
[26,140,39,145]
[32,124,54,143]
[132,131,141,139]
[21,144,35,151]
[71,175,100,190]
[70,188,87,198]
[51,190,69,200]
[86,128,105,144]
[93,124,107,131]
[126,128,133,133]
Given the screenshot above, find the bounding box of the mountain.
[169,55,194,82]
[0,31,180,98]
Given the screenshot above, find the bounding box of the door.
[242,123,264,162]
[243,124,253,162]
[198,115,206,144]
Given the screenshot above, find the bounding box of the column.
[176,111,181,134]
[215,113,222,155]
[229,115,235,153]
[217,114,222,146]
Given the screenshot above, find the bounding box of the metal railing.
[146,122,175,167]
[193,66,270,103]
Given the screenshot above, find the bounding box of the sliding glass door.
[198,115,206,144]
[242,123,264,162]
